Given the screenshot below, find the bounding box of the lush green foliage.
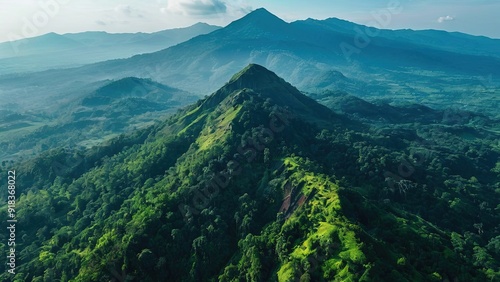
[0,65,498,281]
[0,77,197,164]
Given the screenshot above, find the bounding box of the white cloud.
[114,5,144,18]
[163,0,227,16]
[96,20,107,26]
[437,15,454,23]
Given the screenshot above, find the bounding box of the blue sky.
[1,0,499,43]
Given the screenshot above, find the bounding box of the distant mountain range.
[69,8,500,92]
[0,22,220,74]
[0,8,498,116]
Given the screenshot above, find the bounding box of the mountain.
[79,77,192,107]
[0,77,197,162]
[0,32,82,58]
[379,29,500,59]
[206,64,335,120]
[311,90,498,126]
[1,8,498,117]
[221,7,290,38]
[70,77,197,122]
[0,23,221,74]
[1,64,498,281]
[302,17,500,58]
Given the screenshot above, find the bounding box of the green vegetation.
[0,77,197,164]
[0,65,498,281]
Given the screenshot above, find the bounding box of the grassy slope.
[0,65,498,281]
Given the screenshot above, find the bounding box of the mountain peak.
[224,8,288,36]
[242,8,285,24]
[227,63,284,90]
[248,8,276,17]
[201,64,335,122]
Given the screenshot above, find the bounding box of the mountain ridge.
[199,64,338,124]
[221,8,290,38]
[1,64,498,281]
[0,6,499,165]
[0,23,221,74]
[0,76,198,161]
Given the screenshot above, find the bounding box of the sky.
[1,0,499,43]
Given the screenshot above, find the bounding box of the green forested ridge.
[0,64,499,281]
[0,77,197,163]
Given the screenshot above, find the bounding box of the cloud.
[115,5,144,18]
[437,15,454,23]
[230,3,252,15]
[163,0,227,16]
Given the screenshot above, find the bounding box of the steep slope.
[203,64,334,120]
[1,65,498,281]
